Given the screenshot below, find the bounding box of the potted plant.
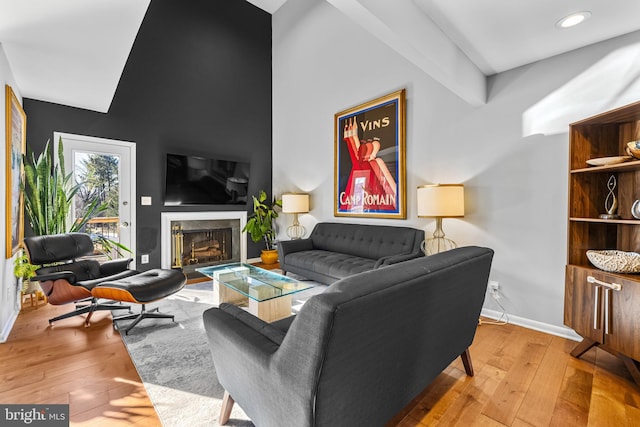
[22,138,130,257]
[13,249,41,303]
[243,190,282,264]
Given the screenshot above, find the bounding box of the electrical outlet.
[141,254,149,264]
[488,280,499,291]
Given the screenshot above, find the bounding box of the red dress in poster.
[339,117,397,212]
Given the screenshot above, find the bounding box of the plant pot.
[22,280,42,295]
[21,280,45,308]
[260,249,279,265]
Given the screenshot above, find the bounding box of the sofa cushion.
[286,250,377,279]
[310,222,421,260]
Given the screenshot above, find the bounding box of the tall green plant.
[243,190,282,251]
[22,138,105,235]
[21,138,130,257]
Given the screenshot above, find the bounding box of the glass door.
[54,132,136,265]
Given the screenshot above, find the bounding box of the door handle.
[121,222,129,227]
[593,285,601,330]
[604,288,611,335]
[587,276,622,291]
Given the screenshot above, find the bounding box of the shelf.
[566,101,640,382]
[568,263,640,281]
[570,217,640,225]
[571,159,640,174]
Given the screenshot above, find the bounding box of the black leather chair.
[24,232,140,326]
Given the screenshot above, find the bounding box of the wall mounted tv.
[164,153,250,206]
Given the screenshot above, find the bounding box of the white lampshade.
[417,184,464,218]
[282,193,310,214]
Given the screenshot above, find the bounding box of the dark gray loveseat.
[203,246,494,426]
[277,222,424,284]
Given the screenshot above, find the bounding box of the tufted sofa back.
[309,222,423,260]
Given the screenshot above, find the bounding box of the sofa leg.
[219,390,234,425]
[460,348,474,376]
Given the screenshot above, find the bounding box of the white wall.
[0,42,21,342]
[272,0,640,334]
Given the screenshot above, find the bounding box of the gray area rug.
[116,275,326,427]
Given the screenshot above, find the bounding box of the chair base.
[49,298,131,327]
[113,304,175,335]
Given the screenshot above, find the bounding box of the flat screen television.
[164,153,250,206]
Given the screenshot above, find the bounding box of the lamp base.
[286,224,306,240]
[422,217,457,255]
[286,213,306,240]
[422,237,457,255]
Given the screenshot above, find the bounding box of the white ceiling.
[2,0,640,112]
[0,0,150,112]
[413,0,640,75]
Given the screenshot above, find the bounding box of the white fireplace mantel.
[160,211,247,269]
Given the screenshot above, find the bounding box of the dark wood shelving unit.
[564,101,640,386]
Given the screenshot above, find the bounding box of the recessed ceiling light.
[556,11,592,29]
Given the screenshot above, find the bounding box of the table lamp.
[417,184,464,255]
[282,193,310,240]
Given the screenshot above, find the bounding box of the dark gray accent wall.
[23,0,272,266]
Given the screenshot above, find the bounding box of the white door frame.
[54,132,137,268]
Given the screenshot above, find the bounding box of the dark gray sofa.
[203,246,494,426]
[277,222,424,284]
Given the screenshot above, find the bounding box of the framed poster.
[5,85,26,258]
[334,89,406,219]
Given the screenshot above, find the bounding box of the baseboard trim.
[481,307,582,342]
[0,309,19,343]
[247,257,261,264]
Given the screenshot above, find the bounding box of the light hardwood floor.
[3,299,640,426]
[1,300,160,426]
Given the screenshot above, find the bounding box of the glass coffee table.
[196,263,314,322]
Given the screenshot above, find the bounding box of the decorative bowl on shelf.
[626,141,640,159]
[586,249,640,273]
[585,155,634,166]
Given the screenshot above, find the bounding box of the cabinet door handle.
[604,288,611,335]
[587,276,622,291]
[593,285,601,330]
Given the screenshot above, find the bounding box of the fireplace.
[172,226,232,268]
[161,211,247,279]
